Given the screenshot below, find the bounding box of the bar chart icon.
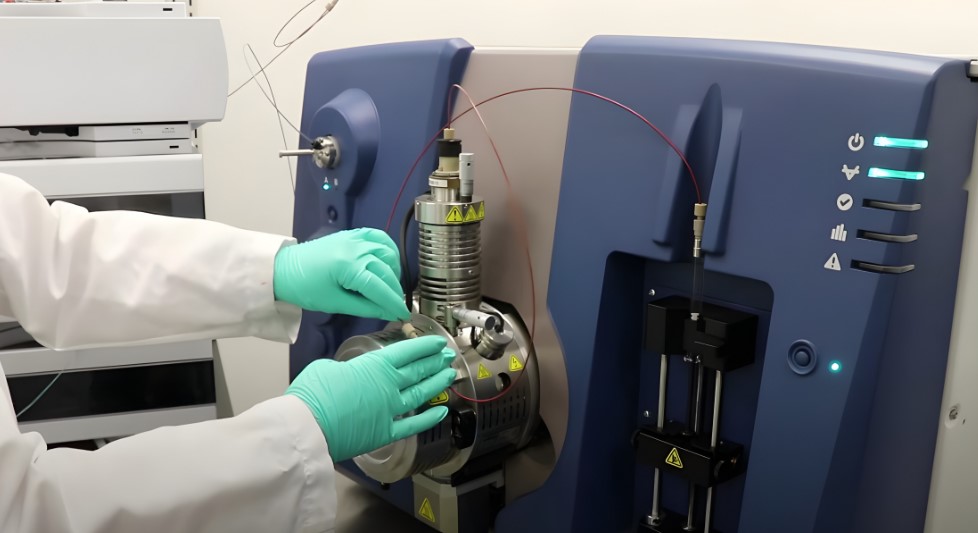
[831,224,848,242]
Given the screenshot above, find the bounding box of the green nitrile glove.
[273,228,410,321]
[286,336,457,462]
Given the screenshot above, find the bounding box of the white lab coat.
[0,172,337,532]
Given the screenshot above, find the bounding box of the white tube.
[460,152,474,199]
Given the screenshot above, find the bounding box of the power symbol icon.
[848,133,865,152]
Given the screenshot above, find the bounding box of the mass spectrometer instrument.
[285,36,978,533]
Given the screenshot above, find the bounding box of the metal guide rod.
[710,371,723,448]
[704,489,715,533]
[658,354,669,430]
[648,353,670,524]
[703,370,724,533]
[691,364,705,433]
[684,362,705,531]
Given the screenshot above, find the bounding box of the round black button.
[788,340,817,375]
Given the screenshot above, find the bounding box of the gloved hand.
[287,335,457,462]
[273,228,410,321]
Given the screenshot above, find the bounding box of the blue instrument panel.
[291,36,978,532]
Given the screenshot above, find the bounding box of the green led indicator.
[867,167,925,181]
[829,361,842,374]
[874,136,928,149]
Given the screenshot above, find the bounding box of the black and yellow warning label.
[428,391,449,405]
[665,447,684,469]
[509,354,524,372]
[445,202,485,224]
[419,497,436,522]
[445,206,463,223]
[477,363,492,379]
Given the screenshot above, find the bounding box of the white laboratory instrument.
[0,0,228,445]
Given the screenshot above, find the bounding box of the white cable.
[16,371,64,419]
[243,44,299,192]
[241,45,312,144]
[16,351,78,420]
[228,0,341,98]
[273,0,340,49]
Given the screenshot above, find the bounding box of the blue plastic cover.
[292,36,978,532]
[500,36,977,533]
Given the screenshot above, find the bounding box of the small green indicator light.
[874,136,928,149]
[867,167,925,181]
[322,182,331,191]
[829,361,842,374]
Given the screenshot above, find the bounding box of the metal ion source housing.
[332,132,539,495]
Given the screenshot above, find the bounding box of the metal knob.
[279,136,340,169]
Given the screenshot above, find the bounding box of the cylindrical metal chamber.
[414,195,485,323]
[334,302,539,484]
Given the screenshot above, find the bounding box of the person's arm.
[0,172,300,349]
[0,332,455,533]
[0,375,336,533]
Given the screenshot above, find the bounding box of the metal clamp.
[279,136,340,169]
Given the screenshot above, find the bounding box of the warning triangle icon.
[445,206,463,223]
[665,447,684,469]
[824,253,841,271]
[428,391,449,405]
[419,497,436,522]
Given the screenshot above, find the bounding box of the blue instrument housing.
[290,36,978,532]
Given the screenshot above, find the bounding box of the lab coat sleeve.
[0,390,337,533]
[0,172,301,349]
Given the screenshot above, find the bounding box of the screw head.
[648,289,656,296]
[950,407,960,421]
[642,410,651,418]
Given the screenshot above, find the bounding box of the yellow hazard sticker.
[445,206,463,223]
[509,354,524,372]
[464,205,478,222]
[477,363,492,379]
[428,391,449,405]
[476,202,485,220]
[665,447,684,469]
[419,497,436,522]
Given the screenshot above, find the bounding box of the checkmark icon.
[837,193,854,211]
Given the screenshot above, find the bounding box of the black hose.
[399,203,415,311]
